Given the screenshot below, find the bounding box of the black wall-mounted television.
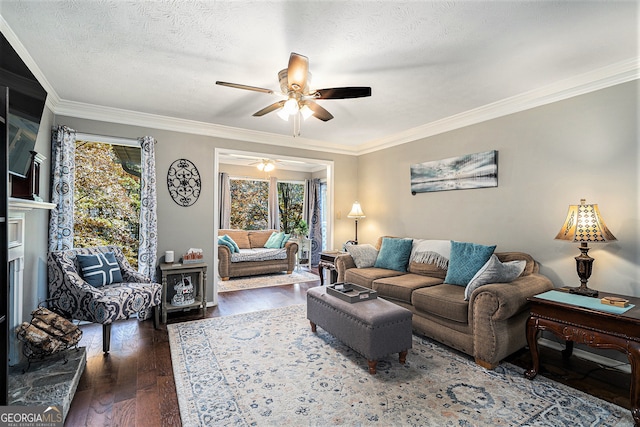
[0,32,47,178]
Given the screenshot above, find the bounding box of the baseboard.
[538,337,631,374]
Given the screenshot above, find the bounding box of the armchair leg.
[153,305,159,329]
[103,323,111,354]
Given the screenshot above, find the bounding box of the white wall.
[357,81,639,296]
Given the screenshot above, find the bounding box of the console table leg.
[524,316,540,380]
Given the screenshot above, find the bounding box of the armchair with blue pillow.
[48,245,162,354]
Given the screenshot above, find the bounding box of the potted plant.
[294,219,309,238]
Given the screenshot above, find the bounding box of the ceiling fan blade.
[313,87,371,99]
[287,53,309,91]
[304,101,334,122]
[253,100,286,117]
[216,81,274,94]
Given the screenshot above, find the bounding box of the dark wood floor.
[63,273,631,426]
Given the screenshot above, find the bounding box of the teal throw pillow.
[77,252,123,287]
[374,237,413,272]
[444,241,497,286]
[280,233,291,248]
[265,232,284,249]
[221,234,240,253]
[218,236,236,253]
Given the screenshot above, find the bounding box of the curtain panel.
[268,176,280,230]
[48,125,77,252]
[304,179,322,266]
[138,136,158,281]
[219,172,231,229]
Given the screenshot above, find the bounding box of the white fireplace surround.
[8,198,55,365]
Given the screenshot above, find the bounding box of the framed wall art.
[410,150,498,194]
[167,159,201,206]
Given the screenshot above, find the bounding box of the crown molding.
[357,58,639,155]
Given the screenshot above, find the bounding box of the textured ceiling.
[0,1,637,153]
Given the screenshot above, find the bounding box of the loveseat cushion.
[248,230,277,248]
[372,274,443,304]
[344,267,404,289]
[412,284,469,324]
[219,229,252,249]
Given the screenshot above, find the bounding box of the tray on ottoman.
[327,282,377,303]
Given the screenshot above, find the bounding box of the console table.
[318,251,341,286]
[525,290,640,425]
[159,262,207,323]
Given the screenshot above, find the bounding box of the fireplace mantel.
[8,197,55,211]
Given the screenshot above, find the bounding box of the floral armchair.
[47,245,162,354]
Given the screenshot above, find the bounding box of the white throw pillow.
[346,244,379,269]
[464,254,526,300]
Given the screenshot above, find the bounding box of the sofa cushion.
[230,248,288,262]
[374,237,413,272]
[412,284,469,324]
[444,241,496,286]
[219,229,251,249]
[248,230,277,248]
[372,274,443,304]
[408,262,447,279]
[345,268,404,289]
[77,252,123,287]
[464,254,526,300]
[346,243,378,268]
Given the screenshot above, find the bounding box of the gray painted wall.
[357,81,639,296]
[49,116,358,304]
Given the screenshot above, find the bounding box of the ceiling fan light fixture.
[283,98,299,115]
[277,109,289,121]
[257,159,275,172]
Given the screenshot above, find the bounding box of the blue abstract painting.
[410,150,498,194]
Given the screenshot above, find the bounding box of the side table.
[318,251,341,286]
[525,290,640,425]
[292,237,312,271]
[159,262,207,323]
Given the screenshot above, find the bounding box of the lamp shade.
[554,199,616,242]
[347,202,365,219]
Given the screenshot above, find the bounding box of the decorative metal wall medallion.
[167,159,201,206]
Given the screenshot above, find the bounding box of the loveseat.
[217,229,298,280]
[335,237,553,369]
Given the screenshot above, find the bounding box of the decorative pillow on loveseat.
[464,254,526,300]
[444,241,496,286]
[374,237,413,272]
[346,243,379,268]
[77,252,123,287]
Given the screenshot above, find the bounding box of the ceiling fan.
[216,52,371,136]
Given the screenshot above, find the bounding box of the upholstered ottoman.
[306,286,413,374]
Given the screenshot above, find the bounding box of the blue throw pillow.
[221,234,240,253]
[280,233,291,248]
[374,237,413,272]
[444,241,497,286]
[77,252,123,287]
[265,232,284,249]
[218,236,236,253]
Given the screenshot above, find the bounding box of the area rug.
[168,304,633,426]
[217,270,319,292]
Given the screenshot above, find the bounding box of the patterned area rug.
[217,271,319,292]
[168,304,633,426]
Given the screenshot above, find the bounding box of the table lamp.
[347,202,365,244]
[554,199,617,297]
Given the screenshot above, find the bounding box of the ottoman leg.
[310,321,317,333]
[399,350,408,365]
[368,360,377,374]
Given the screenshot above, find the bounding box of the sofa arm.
[217,245,232,279]
[470,274,554,321]
[284,241,298,272]
[335,254,356,282]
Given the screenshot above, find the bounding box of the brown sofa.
[335,237,553,369]
[217,229,298,280]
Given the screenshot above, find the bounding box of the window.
[229,178,304,232]
[74,141,141,267]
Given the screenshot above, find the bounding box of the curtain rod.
[75,132,140,147]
